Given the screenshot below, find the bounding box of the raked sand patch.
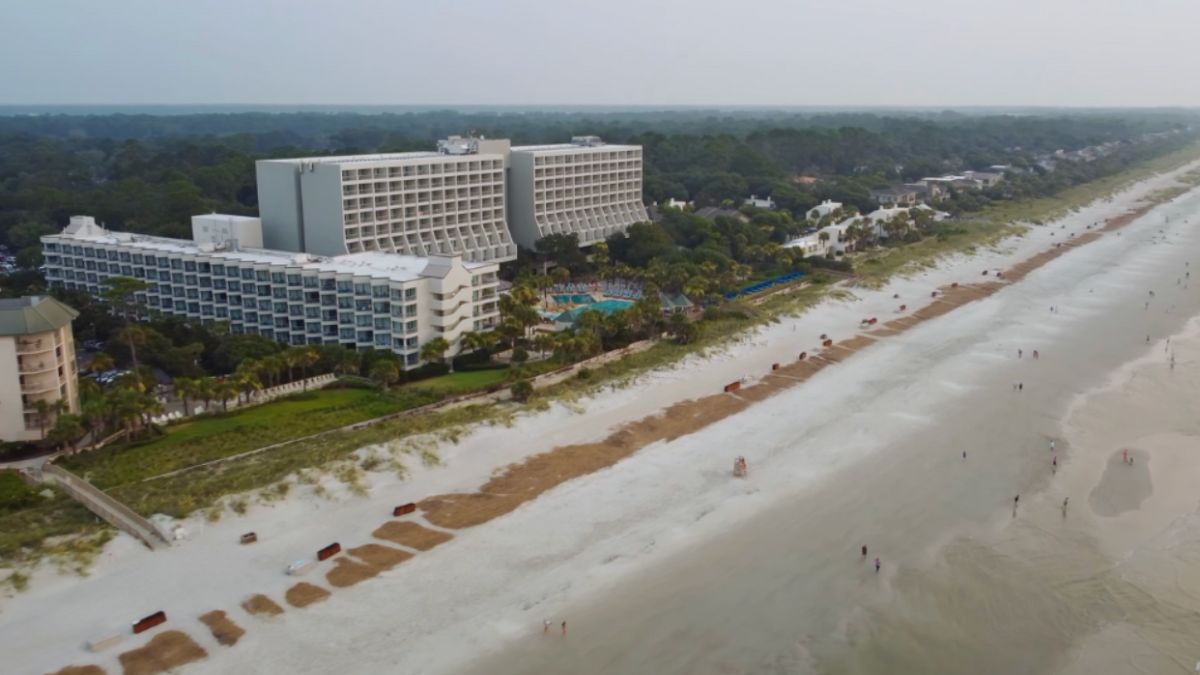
[240,593,284,617]
[284,582,330,608]
[371,521,454,550]
[197,610,245,647]
[117,631,206,675]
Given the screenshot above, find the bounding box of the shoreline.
[9,158,1200,675]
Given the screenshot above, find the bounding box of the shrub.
[0,473,39,514]
[512,346,529,364]
[510,379,534,402]
[576,367,592,380]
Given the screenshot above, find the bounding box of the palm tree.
[259,353,285,387]
[532,332,556,359]
[86,351,115,375]
[333,350,360,377]
[195,377,216,413]
[173,377,198,417]
[117,324,148,374]
[419,337,450,367]
[460,331,493,360]
[294,347,320,390]
[47,413,85,452]
[233,361,263,404]
[215,379,239,412]
[32,399,53,439]
[369,360,400,391]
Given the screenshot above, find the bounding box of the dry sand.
[116,631,206,675]
[284,582,330,609]
[240,594,283,617]
[197,610,244,647]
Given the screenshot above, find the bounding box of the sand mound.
[198,610,245,646]
[118,630,206,675]
[47,666,106,675]
[348,543,413,569]
[285,582,330,608]
[241,594,284,617]
[372,521,455,549]
[325,557,381,587]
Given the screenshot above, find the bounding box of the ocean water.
[463,193,1200,673]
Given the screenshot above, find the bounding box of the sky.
[2,0,1199,107]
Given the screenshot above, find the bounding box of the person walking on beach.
[1019,383,1023,391]
[962,450,967,459]
[862,545,868,557]
[1018,348,1023,359]
[1052,456,1057,470]
[1122,448,1128,464]
[1033,350,1039,360]
[1050,439,1056,451]
[544,620,551,634]
[875,557,881,573]
[1014,494,1020,506]
[561,621,567,636]
[1063,497,1069,512]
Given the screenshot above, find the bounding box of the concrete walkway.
[41,464,170,551]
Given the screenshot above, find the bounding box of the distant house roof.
[870,186,919,198]
[0,296,79,336]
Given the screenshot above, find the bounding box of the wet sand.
[462,189,1200,673]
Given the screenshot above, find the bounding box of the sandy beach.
[7,161,1200,675]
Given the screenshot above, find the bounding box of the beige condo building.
[0,296,79,442]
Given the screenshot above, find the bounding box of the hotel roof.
[47,221,492,283]
[0,296,79,336]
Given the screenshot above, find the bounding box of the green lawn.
[61,386,442,490]
[417,368,513,395]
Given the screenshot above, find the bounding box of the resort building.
[869,186,921,207]
[255,137,517,263]
[0,296,80,442]
[506,136,648,249]
[807,200,843,222]
[744,194,776,210]
[41,216,500,369]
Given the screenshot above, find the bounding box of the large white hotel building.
[42,216,499,368]
[41,135,645,366]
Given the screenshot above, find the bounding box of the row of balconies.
[343,190,498,210]
[342,175,502,195]
[341,162,502,181]
[15,336,60,354]
[532,152,638,165]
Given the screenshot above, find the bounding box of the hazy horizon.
[3,0,1200,107]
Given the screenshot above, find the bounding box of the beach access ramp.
[42,463,171,551]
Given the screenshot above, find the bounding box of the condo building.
[255,137,516,263]
[42,216,499,368]
[506,136,648,248]
[0,296,79,442]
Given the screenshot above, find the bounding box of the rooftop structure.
[0,296,80,442]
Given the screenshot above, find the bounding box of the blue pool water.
[553,294,594,304]
[554,299,634,322]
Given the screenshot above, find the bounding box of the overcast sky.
[3,0,1199,107]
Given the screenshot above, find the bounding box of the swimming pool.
[553,294,594,304]
[554,299,634,322]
